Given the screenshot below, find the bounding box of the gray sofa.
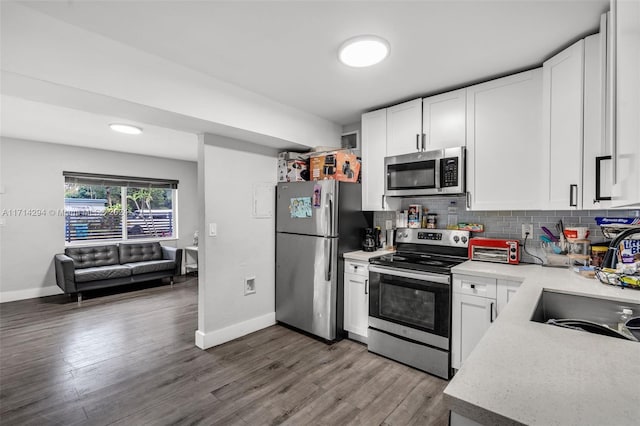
[55,242,182,302]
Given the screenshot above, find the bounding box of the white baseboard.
[0,285,63,303]
[195,311,276,350]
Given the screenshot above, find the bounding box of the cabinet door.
[542,39,585,209]
[583,30,613,209]
[361,109,388,211]
[386,98,423,157]
[496,279,521,315]
[344,272,369,339]
[451,292,495,369]
[466,69,544,210]
[422,89,466,150]
[611,0,640,207]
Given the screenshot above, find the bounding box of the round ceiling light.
[109,123,143,135]
[338,35,390,68]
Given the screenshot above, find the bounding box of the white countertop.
[445,261,640,426]
[343,249,393,262]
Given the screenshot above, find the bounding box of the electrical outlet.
[521,224,534,238]
[244,276,256,295]
[385,220,393,230]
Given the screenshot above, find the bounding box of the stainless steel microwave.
[384,146,466,197]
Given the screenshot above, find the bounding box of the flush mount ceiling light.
[338,35,390,68]
[109,123,143,135]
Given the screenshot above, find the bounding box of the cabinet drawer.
[345,260,369,277]
[453,275,497,299]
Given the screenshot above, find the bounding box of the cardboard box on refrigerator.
[277,152,309,182]
[309,150,360,182]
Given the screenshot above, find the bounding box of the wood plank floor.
[0,277,450,425]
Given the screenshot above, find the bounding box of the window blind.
[63,171,178,189]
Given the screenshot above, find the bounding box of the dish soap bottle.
[618,308,633,337]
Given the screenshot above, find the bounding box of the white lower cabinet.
[344,260,369,341]
[452,274,521,370]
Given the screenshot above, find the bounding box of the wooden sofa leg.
[77,292,82,305]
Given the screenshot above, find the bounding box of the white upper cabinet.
[361,108,389,211]
[611,0,640,207]
[386,98,423,157]
[583,26,613,209]
[541,39,585,210]
[466,69,544,210]
[422,89,466,150]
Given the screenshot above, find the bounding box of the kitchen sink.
[531,290,640,341]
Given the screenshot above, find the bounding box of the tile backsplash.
[373,195,640,263]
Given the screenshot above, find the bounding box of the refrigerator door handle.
[324,239,332,281]
[328,196,334,236]
[323,191,333,236]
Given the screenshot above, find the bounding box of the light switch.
[209,223,217,237]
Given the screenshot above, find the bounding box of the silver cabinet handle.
[421,133,426,151]
[365,279,369,295]
[466,192,471,209]
[381,194,385,210]
[490,302,495,323]
[416,134,420,151]
[569,184,578,207]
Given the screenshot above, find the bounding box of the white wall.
[0,137,198,302]
[195,133,277,349]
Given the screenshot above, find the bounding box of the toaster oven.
[468,238,520,264]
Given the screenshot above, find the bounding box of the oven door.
[368,265,450,350]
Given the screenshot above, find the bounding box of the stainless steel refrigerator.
[276,180,367,341]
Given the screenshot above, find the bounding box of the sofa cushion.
[74,265,132,283]
[65,245,119,269]
[124,260,175,275]
[119,242,163,264]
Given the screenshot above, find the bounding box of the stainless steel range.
[367,228,469,379]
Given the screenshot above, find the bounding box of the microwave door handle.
[435,158,441,190]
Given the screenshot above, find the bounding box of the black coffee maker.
[363,228,376,252]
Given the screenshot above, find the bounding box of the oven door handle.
[369,265,450,285]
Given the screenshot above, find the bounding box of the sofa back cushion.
[65,245,119,269]
[119,242,163,264]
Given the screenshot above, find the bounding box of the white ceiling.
[1,0,609,159]
[1,95,198,161]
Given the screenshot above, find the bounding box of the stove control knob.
[453,236,460,243]
[402,231,408,238]
[461,236,468,243]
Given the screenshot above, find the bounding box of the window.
[64,172,178,244]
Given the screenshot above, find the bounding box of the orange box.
[309,151,360,182]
